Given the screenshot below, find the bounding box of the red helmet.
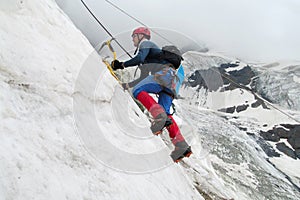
[132,27,151,38]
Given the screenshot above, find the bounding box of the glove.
[111,60,124,70]
[121,83,130,90]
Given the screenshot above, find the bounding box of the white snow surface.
[180,51,300,198]
[0,1,202,199]
[1,1,300,200]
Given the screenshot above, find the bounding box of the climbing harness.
[81,0,299,125]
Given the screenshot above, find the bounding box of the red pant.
[136,91,185,145]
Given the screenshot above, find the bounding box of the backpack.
[160,45,184,69]
[154,64,185,98]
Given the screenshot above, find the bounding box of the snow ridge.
[0,1,202,200]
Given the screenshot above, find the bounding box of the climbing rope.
[80,0,132,58]
[188,53,300,124]
[104,0,174,44]
[217,69,300,124]
[82,0,299,124]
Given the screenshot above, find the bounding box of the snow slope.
[178,51,300,199]
[2,1,300,200]
[0,1,202,199]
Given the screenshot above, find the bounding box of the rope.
[189,55,300,124]
[104,0,174,44]
[217,69,300,124]
[83,1,299,124]
[80,0,132,58]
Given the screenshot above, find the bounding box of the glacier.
[1,0,300,200]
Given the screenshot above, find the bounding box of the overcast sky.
[56,0,300,63]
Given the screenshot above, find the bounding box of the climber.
[111,27,192,162]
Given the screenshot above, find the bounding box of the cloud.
[56,0,300,63]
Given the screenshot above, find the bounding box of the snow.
[255,63,300,111]
[0,1,202,199]
[177,50,300,199]
[293,75,300,83]
[176,102,300,199]
[1,0,300,199]
[270,156,300,187]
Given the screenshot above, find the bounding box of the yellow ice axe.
[98,38,120,81]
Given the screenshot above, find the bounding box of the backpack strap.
[161,89,175,99]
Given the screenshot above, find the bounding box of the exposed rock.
[222,66,255,91]
[287,126,300,149]
[228,66,255,86]
[188,68,223,92]
[276,142,296,159]
[238,127,247,131]
[236,104,249,113]
[251,100,263,108]
[260,130,280,142]
[295,149,300,159]
[274,127,291,139]
[255,137,280,157]
[261,125,300,159]
[219,106,235,114]
[281,124,299,129]
[188,70,205,88]
[220,63,239,69]
[187,63,256,93]
[251,98,269,109]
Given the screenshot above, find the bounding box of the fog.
[56,0,300,63]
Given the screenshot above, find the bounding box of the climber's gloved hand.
[111,60,124,70]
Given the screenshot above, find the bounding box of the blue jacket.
[124,40,168,87]
[124,40,164,67]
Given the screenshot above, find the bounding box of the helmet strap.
[134,34,144,55]
[137,34,144,44]
[134,46,139,55]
